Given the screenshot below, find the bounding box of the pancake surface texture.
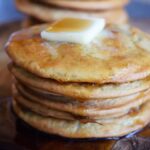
[6,24,150,83]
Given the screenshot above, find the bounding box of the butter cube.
[41,17,106,44]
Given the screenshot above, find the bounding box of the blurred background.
[0,0,150,24]
[0,0,150,33]
[0,0,150,97]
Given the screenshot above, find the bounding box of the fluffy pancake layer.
[13,82,150,119]
[22,16,44,28]
[13,99,150,138]
[10,65,150,99]
[6,24,150,84]
[6,22,150,138]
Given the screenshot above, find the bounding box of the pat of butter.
[41,17,106,44]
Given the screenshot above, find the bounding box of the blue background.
[0,0,150,24]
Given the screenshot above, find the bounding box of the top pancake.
[6,24,150,84]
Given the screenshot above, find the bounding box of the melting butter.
[41,17,106,44]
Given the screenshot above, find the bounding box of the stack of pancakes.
[6,23,150,138]
[15,0,129,27]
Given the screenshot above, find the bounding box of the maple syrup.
[46,18,93,32]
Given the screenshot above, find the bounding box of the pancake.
[10,64,150,99]
[7,11,150,138]
[15,83,150,119]
[13,97,150,125]
[15,0,128,24]
[6,24,150,84]
[17,82,150,109]
[14,98,76,121]
[40,0,129,10]
[12,99,150,138]
[0,51,12,96]
[14,88,150,121]
[15,86,129,119]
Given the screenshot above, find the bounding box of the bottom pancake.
[12,100,150,138]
